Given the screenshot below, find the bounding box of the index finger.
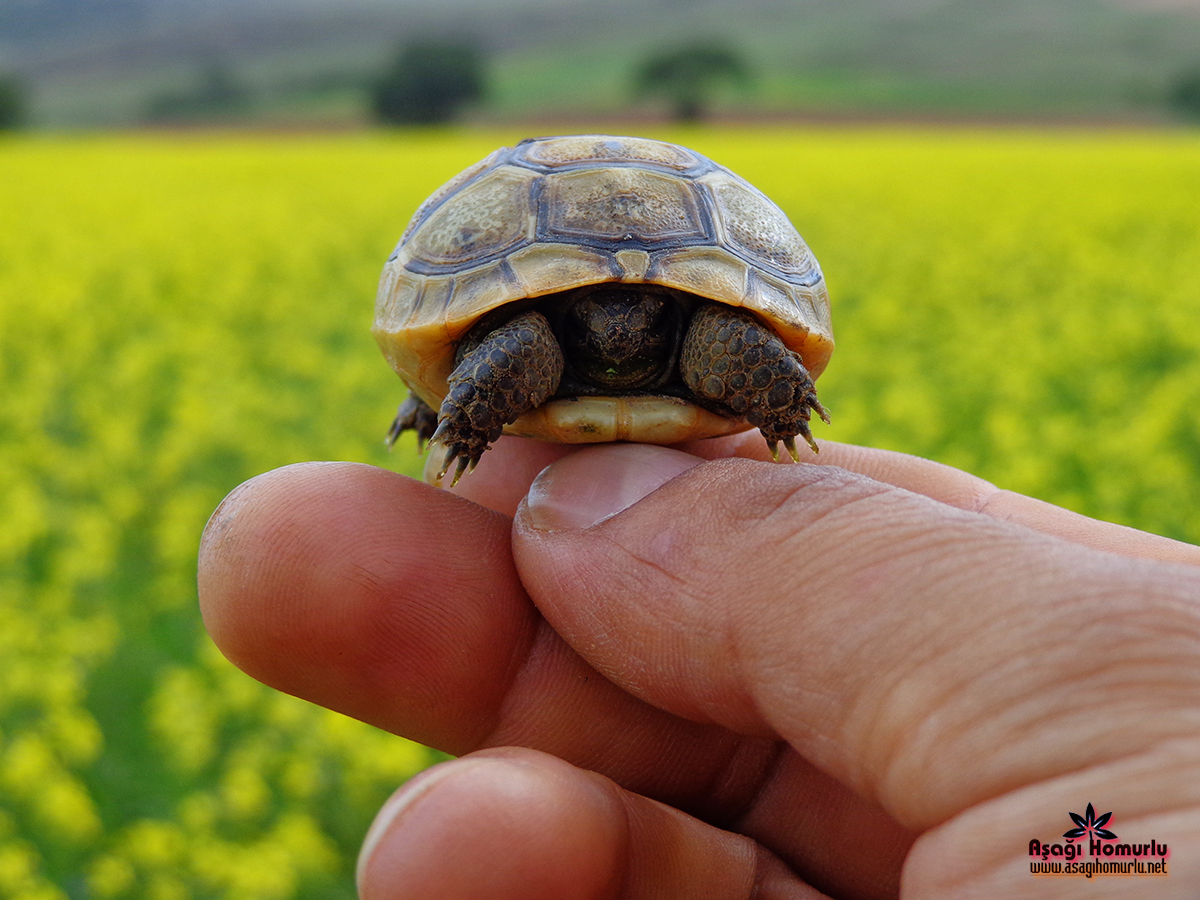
[196,461,779,799]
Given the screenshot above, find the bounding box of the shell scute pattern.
[649,247,748,306]
[506,244,613,298]
[446,261,525,323]
[517,134,701,172]
[703,174,819,280]
[390,149,503,257]
[374,267,414,334]
[542,167,710,246]
[405,166,537,270]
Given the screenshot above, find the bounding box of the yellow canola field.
[2,128,1199,897]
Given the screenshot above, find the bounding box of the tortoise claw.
[421,439,447,485]
[797,421,820,455]
[783,435,801,461]
[765,427,816,463]
[447,454,473,488]
[435,442,456,484]
[426,427,482,488]
[431,430,463,484]
[385,417,402,450]
[429,417,450,450]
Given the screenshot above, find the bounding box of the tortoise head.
[560,286,681,390]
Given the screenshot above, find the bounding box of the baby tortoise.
[373,134,833,485]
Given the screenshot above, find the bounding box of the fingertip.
[197,461,361,661]
[195,460,537,751]
[357,750,624,900]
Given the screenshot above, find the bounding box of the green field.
[3,127,1200,898]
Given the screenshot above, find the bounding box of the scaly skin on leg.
[432,311,564,485]
[680,303,830,460]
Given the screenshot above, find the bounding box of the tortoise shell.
[373,134,833,445]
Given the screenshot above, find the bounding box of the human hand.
[197,434,1200,899]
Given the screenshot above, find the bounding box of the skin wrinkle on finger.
[691,462,1039,759]
[762,505,1200,824]
[745,510,1064,814]
[518,453,1200,835]
[904,738,1200,898]
[814,537,1200,820]
[680,434,996,511]
[858,605,1065,823]
[714,465,894,534]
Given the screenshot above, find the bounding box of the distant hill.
[4,0,1200,127]
[1114,0,1200,10]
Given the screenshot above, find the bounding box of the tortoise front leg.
[433,311,564,485]
[680,303,830,460]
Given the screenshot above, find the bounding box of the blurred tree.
[0,72,29,129]
[144,61,250,122]
[634,42,751,123]
[1169,67,1200,119]
[195,62,249,111]
[372,39,486,125]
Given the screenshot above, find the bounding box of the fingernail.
[524,444,703,531]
